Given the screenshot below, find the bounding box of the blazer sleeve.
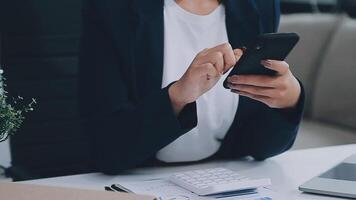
[218,86,305,160]
[218,0,305,160]
[248,83,305,160]
[78,0,197,175]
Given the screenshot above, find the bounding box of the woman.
[79,0,304,174]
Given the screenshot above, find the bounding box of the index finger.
[206,43,242,72]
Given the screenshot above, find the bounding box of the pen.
[104,186,115,192]
[111,184,129,193]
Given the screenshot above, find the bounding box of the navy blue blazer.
[79,0,304,175]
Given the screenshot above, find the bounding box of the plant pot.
[0,131,9,142]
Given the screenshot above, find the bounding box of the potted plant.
[0,69,36,142]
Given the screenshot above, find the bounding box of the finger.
[227,49,243,74]
[206,43,238,71]
[227,83,275,98]
[227,75,277,88]
[261,60,290,75]
[195,63,219,79]
[196,48,210,58]
[234,49,243,61]
[211,52,224,74]
[221,48,244,74]
[199,51,225,74]
[231,90,271,105]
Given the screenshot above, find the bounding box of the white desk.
[26,144,356,199]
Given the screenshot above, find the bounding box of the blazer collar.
[224,0,262,48]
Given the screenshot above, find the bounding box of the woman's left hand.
[227,60,301,109]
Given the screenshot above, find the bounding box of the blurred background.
[0,0,355,181]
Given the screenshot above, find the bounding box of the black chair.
[1,0,94,181]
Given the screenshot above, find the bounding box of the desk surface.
[26,144,356,200]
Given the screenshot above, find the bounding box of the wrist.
[169,82,188,115]
[287,77,302,109]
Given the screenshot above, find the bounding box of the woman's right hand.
[169,43,243,115]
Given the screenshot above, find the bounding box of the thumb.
[234,49,243,61]
[223,49,243,74]
[261,60,290,75]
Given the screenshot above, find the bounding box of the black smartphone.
[223,32,300,89]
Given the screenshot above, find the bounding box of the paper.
[115,179,276,200]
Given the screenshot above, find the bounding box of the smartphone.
[223,32,300,89]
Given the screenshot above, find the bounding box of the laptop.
[299,154,356,199]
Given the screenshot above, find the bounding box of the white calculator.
[169,168,271,196]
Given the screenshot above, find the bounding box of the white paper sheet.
[114,179,276,200]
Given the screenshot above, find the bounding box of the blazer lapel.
[130,0,165,96]
[224,0,262,49]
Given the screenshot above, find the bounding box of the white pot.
[0,131,9,142]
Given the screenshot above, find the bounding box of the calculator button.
[169,168,271,196]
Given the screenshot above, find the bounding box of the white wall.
[0,140,11,167]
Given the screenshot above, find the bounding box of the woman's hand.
[169,43,243,114]
[227,60,301,109]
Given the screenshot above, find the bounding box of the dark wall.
[281,0,356,17]
[1,0,94,180]
[338,0,356,17]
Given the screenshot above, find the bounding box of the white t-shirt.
[156,0,239,162]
